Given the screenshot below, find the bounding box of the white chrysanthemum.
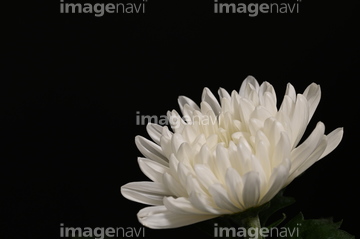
[121,76,343,229]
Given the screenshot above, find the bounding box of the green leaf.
[259,189,296,226]
[266,213,287,228]
[284,212,355,239]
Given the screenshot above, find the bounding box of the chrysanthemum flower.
[121,76,343,229]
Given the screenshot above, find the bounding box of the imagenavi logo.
[214,0,302,17]
[60,0,147,17]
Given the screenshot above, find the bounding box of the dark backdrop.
[3,0,359,238]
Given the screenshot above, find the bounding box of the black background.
[3,0,360,238]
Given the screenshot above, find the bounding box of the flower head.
[121,76,343,229]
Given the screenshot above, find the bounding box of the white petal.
[167,110,186,133]
[171,133,186,155]
[284,83,296,102]
[247,87,260,105]
[218,87,231,99]
[287,135,327,184]
[250,105,272,122]
[189,191,227,214]
[121,182,171,205]
[290,122,325,175]
[299,136,327,172]
[263,117,285,147]
[135,136,168,166]
[176,143,194,168]
[178,95,200,113]
[279,95,295,117]
[218,111,230,130]
[248,118,264,138]
[146,123,163,144]
[206,134,218,150]
[209,183,239,212]
[138,157,168,183]
[290,94,310,147]
[239,75,259,98]
[138,205,217,229]
[162,172,188,197]
[159,126,173,158]
[275,110,292,137]
[214,144,232,183]
[182,125,198,144]
[225,168,245,209]
[182,104,196,123]
[231,90,241,119]
[168,154,179,176]
[185,175,207,196]
[228,142,243,174]
[259,81,274,97]
[234,140,253,176]
[255,130,271,177]
[303,83,321,122]
[242,171,261,208]
[200,101,214,115]
[202,87,221,116]
[259,82,277,115]
[319,127,343,160]
[194,164,220,189]
[249,155,267,185]
[238,97,255,126]
[220,98,232,114]
[271,132,291,168]
[259,165,289,204]
[177,162,192,189]
[163,196,205,214]
[194,143,211,165]
[262,92,277,116]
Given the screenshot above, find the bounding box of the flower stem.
[198,210,264,238]
[239,213,263,239]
